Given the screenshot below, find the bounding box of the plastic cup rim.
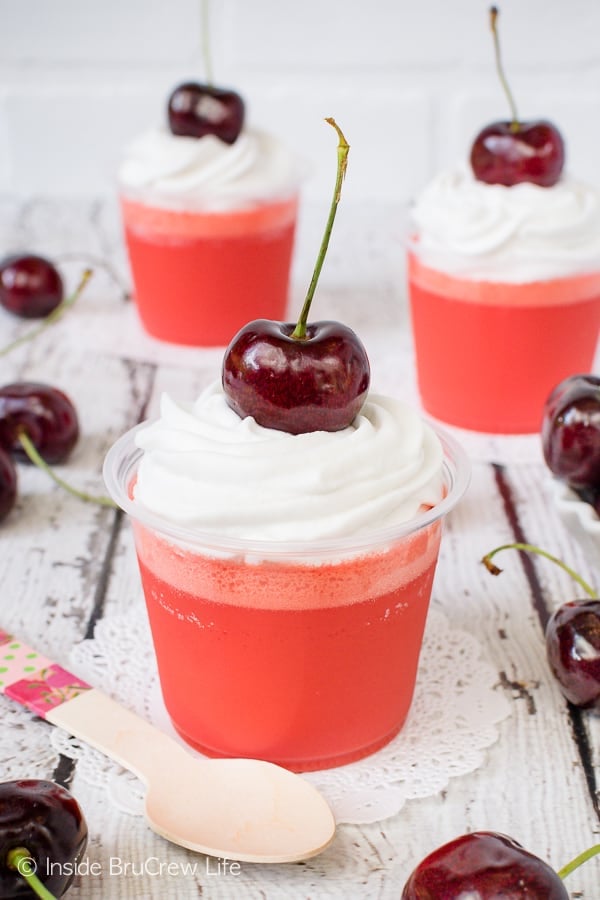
[103,419,471,559]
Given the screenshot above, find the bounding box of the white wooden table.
[0,197,598,898]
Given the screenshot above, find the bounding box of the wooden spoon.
[0,630,336,863]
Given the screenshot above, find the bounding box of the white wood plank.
[1,197,598,897]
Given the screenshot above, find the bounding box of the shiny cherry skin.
[401,831,568,899]
[167,81,245,145]
[470,119,565,187]
[222,319,371,434]
[0,447,17,522]
[0,383,79,465]
[546,599,600,709]
[0,779,87,898]
[541,374,600,491]
[0,255,64,319]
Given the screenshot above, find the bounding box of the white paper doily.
[45,605,511,826]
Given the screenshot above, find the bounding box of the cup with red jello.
[104,382,469,771]
[407,167,600,433]
[407,6,600,434]
[118,82,303,347]
[106,118,470,772]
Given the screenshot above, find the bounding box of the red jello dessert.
[408,167,600,433]
[104,385,470,771]
[118,126,302,347]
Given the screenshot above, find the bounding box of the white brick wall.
[2,0,600,198]
[1,0,600,296]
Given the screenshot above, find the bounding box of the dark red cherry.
[222,319,370,434]
[483,542,600,708]
[0,779,87,898]
[470,120,565,188]
[470,7,565,188]
[0,383,79,465]
[546,599,600,709]
[0,447,17,522]
[402,831,568,898]
[541,374,600,492]
[167,81,244,145]
[0,255,63,319]
[222,119,369,433]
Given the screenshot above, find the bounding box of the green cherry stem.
[7,847,57,900]
[557,843,600,881]
[482,542,598,599]
[18,429,117,509]
[0,268,93,359]
[290,117,350,341]
[489,5,520,132]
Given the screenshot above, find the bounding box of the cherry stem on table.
[18,430,118,509]
[482,542,598,600]
[7,847,57,900]
[489,5,520,131]
[54,253,130,301]
[557,843,600,880]
[0,268,93,359]
[291,117,350,341]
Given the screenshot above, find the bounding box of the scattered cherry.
[222,118,370,434]
[0,446,17,523]
[541,373,600,493]
[167,82,245,145]
[0,382,115,510]
[0,383,79,466]
[401,830,600,898]
[0,268,92,360]
[1,779,88,899]
[546,600,600,710]
[483,542,600,708]
[0,255,63,320]
[470,7,565,187]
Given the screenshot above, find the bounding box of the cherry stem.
[291,117,350,341]
[54,252,130,301]
[489,6,520,132]
[18,430,118,509]
[0,268,93,359]
[202,0,214,86]
[557,843,600,880]
[7,847,57,900]
[482,542,598,599]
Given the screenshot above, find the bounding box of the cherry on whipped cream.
[222,118,370,434]
[470,6,565,188]
[167,82,245,145]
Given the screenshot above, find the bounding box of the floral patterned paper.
[0,631,91,717]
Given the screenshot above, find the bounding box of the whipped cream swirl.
[133,382,444,543]
[118,127,303,212]
[411,165,600,282]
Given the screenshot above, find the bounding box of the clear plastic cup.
[104,421,470,772]
[120,192,299,347]
[408,249,600,433]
